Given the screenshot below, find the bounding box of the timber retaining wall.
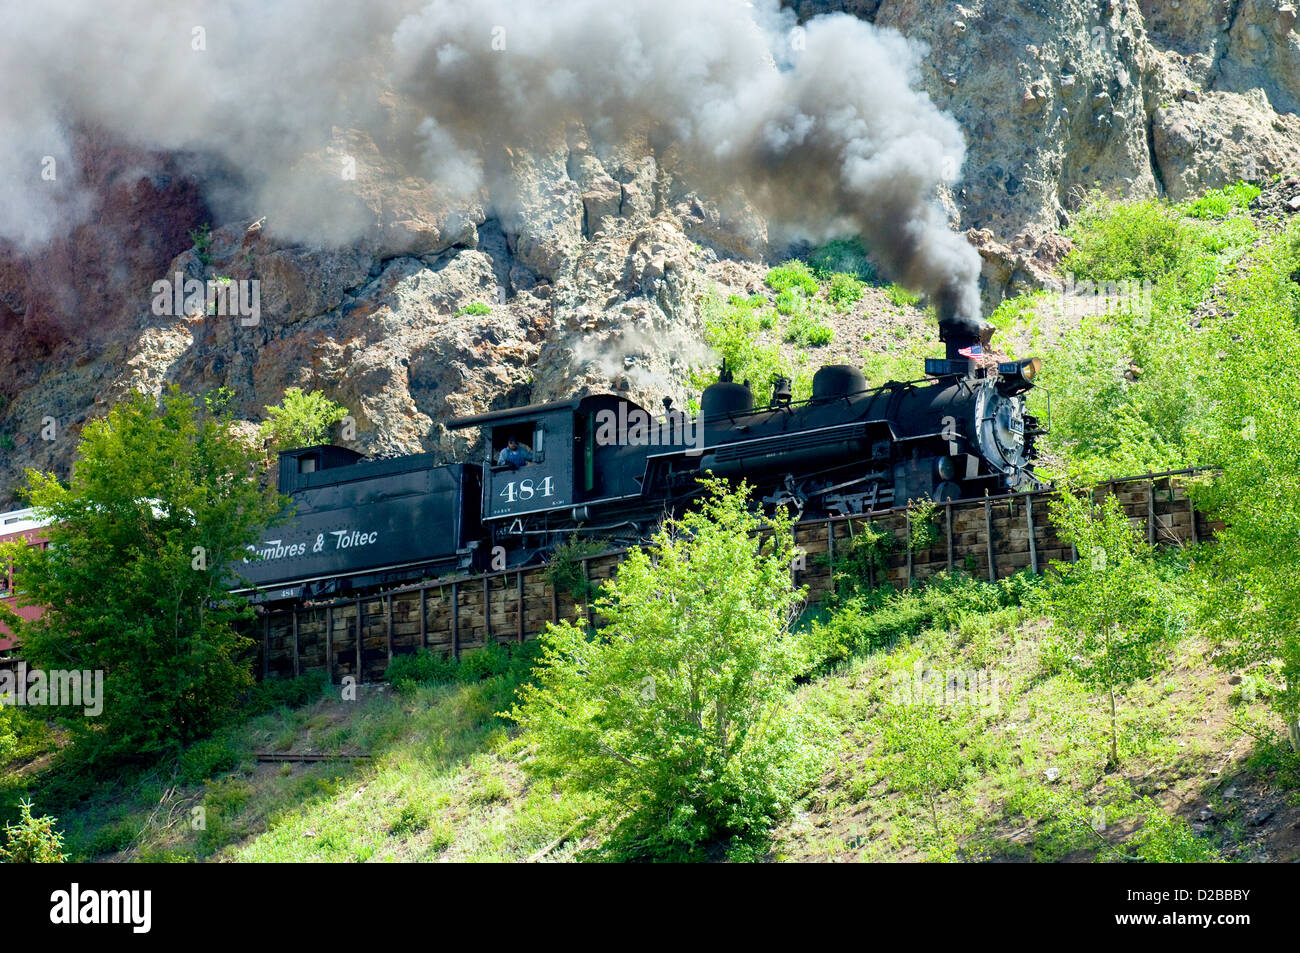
[258,468,1218,684]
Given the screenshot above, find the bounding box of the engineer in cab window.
[496,435,533,470]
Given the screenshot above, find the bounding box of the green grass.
[826,272,865,311]
[809,237,879,284]
[690,291,809,405]
[779,567,1232,863]
[457,301,492,317]
[784,313,834,347]
[7,556,1284,863]
[886,284,921,308]
[774,287,809,316]
[765,260,819,297]
[1182,181,1260,220]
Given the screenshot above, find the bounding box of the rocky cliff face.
[2,0,1299,503]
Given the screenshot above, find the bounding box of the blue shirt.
[497,446,532,468]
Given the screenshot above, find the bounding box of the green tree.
[873,701,967,857]
[0,800,66,863]
[1043,490,1174,768]
[259,387,349,452]
[1193,222,1300,750]
[0,708,17,764]
[509,481,826,857]
[0,388,286,760]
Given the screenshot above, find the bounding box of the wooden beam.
[419,587,427,650]
[451,582,460,660]
[905,515,912,587]
[516,571,525,642]
[484,576,492,642]
[984,492,996,583]
[1188,483,1198,545]
[1026,494,1038,575]
[325,607,334,685]
[945,502,954,572]
[826,519,835,598]
[355,598,363,684]
[1147,475,1156,546]
[263,612,270,681]
[385,595,393,665]
[863,520,875,590]
[291,609,300,679]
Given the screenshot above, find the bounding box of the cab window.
[490,423,545,466]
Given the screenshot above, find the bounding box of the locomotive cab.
[448,394,661,527]
[449,400,578,523]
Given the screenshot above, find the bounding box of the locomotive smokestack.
[940,318,994,374]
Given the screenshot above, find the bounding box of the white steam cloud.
[0,0,981,325]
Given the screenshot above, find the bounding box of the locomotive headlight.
[995,357,1042,395]
[936,456,956,481]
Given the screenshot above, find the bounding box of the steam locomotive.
[236,323,1044,604]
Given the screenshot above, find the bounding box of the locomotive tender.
[239,322,1043,603]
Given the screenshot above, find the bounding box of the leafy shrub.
[1193,220,1300,746]
[1063,197,1198,283]
[691,292,805,405]
[0,711,14,765]
[784,313,834,347]
[826,272,864,310]
[1127,798,1220,862]
[390,803,432,836]
[260,387,350,452]
[457,301,492,316]
[88,820,138,857]
[0,800,66,863]
[985,292,1045,342]
[765,259,819,296]
[775,287,809,316]
[1043,491,1179,767]
[511,482,826,857]
[1182,180,1260,220]
[245,671,328,715]
[830,522,895,596]
[0,708,48,768]
[544,536,607,607]
[385,640,541,691]
[1,388,286,761]
[809,237,878,283]
[803,571,1038,673]
[457,642,513,683]
[886,284,920,307]
[386,648,459,691]
[873,702,968,853]
[906,499,940,552]
[179,738,242,784]
[1030,186,1259,481]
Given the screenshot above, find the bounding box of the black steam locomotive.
[236,323,1043,604]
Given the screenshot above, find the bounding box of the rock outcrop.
[4,0,1300,503]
